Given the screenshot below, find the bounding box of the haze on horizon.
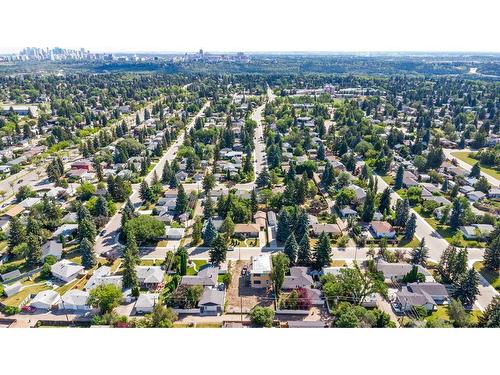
[1,0,499,54]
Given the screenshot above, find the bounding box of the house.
[4,205,24,218]
[466,191,486,202]
[71,160,92,171]
[376,260,432,282]
[59,290,91,311]
[53,224,78,242]
[136,266,165,289]
[3,281,22,297]
[250,254,272,288]
[165,226,185,240]
[282,267,314,290]
[459,224,495,240]
[0,269,22,282]
[370,221,396,239]
[267,211,277,227]
[395,282,449,312]
[459,185,475,194]
[41,240,63,260]
[488,188,500,199]
[84,266,122,291]
[340,207,357,219]
[254,211,267,230]
[310,223,341,237]
[19,197,41,210]
[135,293,160,314]
[199,287,225,316]
[181,266,218,287]
[51,260,84,283]
[30,290,61,310]
[234,223,260,238]
[348,184,366,203]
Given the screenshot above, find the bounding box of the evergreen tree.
[469,162,481,178]
[8,216,26,252]
[405,213,417,241]
[284,233,299,265]
[453,268,480,308]
[317,143,325,161]
[378,187,391,215]
[209,235,227,266]
[78,218,97,244]
[314,232,332,270]
[162,161,171,184]
[441,177,449,193]
[95,196,109,217]
[484,225,500,271]
[361,189,376,222]
[294,210,309,241]
[125,231,140,259]
[25,234,42,268]
[204,195,215,219]
[394,164,404,190]
[178,248,188,276]
[203,218,218,247]
[250,189,258,215]
[410,238,429,266]
[256,167,271,188]
[297,232,312,266]
[276,209,290,243]
[80,237,97,269]
[122,247,138,290]
[478,296,500,328]
[175,184,188,215]
[449,198,464,229]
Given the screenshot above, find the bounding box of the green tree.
[250,306,275,327]
[175,184,188,215]
[203,218,218,247]
[25,234,42,268]
[484,225,500,271]
[80,237,97,269]
[361,189,375,222]
[202,173,215,194]
[271,253,289,295]
[256,168,271,188]
[8,216,26,253]
[453,268,480,308]
[124,216,165,244]
[405,213,417,241]
[378,187,391,215]
[122,247,139,290]
[394,164,404,190]
[478,296,500,328]
[410,238,429,266]
[209,235,227,266]
[138,304,177,328]
[297,232,312,266]
[78,217,97,244]
[469,162,481,178]
[448,298,470,328]
[314,232,331,270]
[192,217,203,245]
[88,284,122,314]
[276,209,290,243]
[283,233,299,265]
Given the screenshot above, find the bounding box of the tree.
[475,176,491,194]
[175,184,188,215]
[78,217,97,244]
[202,173,215,194]
[256,168,271,188]
[25,234,42,268]
[203,195,215,219]
[448,299,470,328]
[250,189,258,215]
[209,235,227,266]
[453,268,480,308]
[139,181,152,202]
[361,189,375,222]
[271,253,289,294]
[394,164,404,190]
[283,233,299,265]
[80,238,97,269]
[469,162,481,178]
[449,197,469,229]
[178,248,188,276]
[378,187,391,215]
[192,217,203,245]
[314,232,331,270]
[438,246,467,284]
[88,284,122,314]
[8,216,25,253]
[94,196,109,217]
[138,304,177,328]
[484,225,500,271]
[276,209,290,243]
[317,143,325,160]
[297,232,312,266]
[410,238,429,266]
[203,218,218,247]
[220,214,235,239]
[479,296,500,328]
[250,306,275,327]
[123,216,165,244]
[405,213,417,241]
[294,210,309,242]
[122,247,139,290]
[394,199,409,227]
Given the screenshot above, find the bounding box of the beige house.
[250,254,272,288]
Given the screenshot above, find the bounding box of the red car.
[21,305,36,313]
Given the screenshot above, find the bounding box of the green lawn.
[474,262,500,291]
[2,283,51,308]
[186,260,208,275]
[398,236,420,248]
[427,306,482,325]
[451,151,500,180]
[381,175,394,185]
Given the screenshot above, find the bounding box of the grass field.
[451,151,500,180]
[474,262,500,292]
[427,306,482,325]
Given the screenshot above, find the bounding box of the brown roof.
[4,205,24,218]
[254,211,267,220]
[311,223,341,235]
[370,221,394,233]
[234,223,260,233]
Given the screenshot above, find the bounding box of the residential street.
[443,148,499,187]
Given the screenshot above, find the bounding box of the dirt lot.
[226,260,274,313]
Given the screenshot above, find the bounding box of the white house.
[134,293,159,314]
[165,226,186,240]
[42,240,63,260]
[59,289,91,311]
[3,281,22,297]
[30,290,61,310]
[51,260,84,283]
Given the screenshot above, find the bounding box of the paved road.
[95,102,210,256]
[443,148,499,187]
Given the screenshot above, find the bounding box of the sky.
[1,0,499,54]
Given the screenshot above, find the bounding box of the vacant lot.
[225,260,274,313]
